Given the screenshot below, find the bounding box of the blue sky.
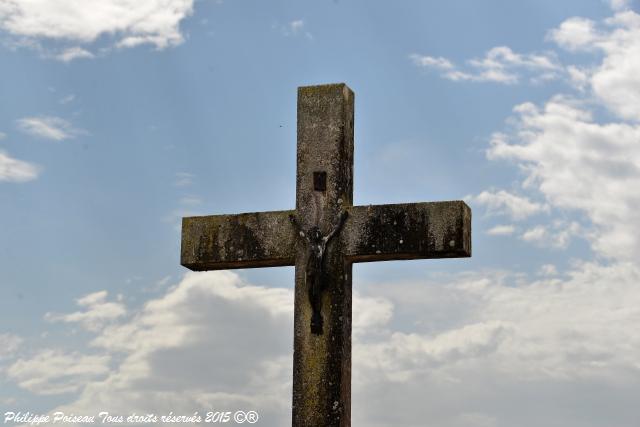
[1,1,639,426]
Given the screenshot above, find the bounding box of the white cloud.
[411,47,560,84]
[609,0,632,12]
[538,264,558,276]
[49,272,294,423]
[289,20,304,34]
[589,12,640,122]
[548,17,600,51]
[353,292,394,337]
[78,290,109,306]
[409,54,454,70]
[520,222,580,249]
[521,225,547,242]
[0,150,39,182]
[17,116,85,141]
[488,8,640,260]
[0,131,6,139]
[54,47,94,62]
[415,8,640,116]
[45,290,127,332]
[566,65,590,90]
[357,321,511,383]
[0,0,195,59]
[0,333,22,359]
[489,97,640,260]
[470,190,548,220]
[352,261,640,426]
[548,10,640,121]
[7,349,110,395]
[486,224,515,236]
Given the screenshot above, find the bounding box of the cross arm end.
[181,209,297,271]
[344,200,471,263]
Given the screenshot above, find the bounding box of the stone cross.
[181,83,471,427]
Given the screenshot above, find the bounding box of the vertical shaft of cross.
[292,84,354,427]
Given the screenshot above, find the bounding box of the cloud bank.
[2,261,638,426]
[0,0,196,60]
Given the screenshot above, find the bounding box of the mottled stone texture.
[344,201,471,262]
[292,84,354,427]
[180,83,472,427]
[181,210,296,270]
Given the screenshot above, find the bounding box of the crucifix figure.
[290,210,348,335]
[181,83,471,427]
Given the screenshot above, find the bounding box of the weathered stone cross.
[181,83,471,427]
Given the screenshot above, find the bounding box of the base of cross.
[181,83,471,427]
